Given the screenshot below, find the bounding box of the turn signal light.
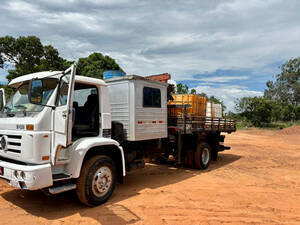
[42,156,49,161]
[26,124,34,130]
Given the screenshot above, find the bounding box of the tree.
[264,57,300,106]
[235,96,297,126]
[190,88,196,94]
[235,97,252,113]
[208,96,221,104]
[235,57,300,126]
[0,35,124,82]
[235,97,273,126]
[0,35,124,102]
[37,45,72,72]
[295,105,300,120]
[176,83,189,94]
[209,96,226,111]
[0,35,72,81]
[197,92,208,98]
[264,80,276,100]
[0,84,14,101]
[76,52,123,79]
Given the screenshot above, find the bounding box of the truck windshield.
[5,78,58,113]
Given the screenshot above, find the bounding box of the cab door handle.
[62,111,67,119]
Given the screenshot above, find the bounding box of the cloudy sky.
[1,0,300,111]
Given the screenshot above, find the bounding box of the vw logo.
[0,136,8,151]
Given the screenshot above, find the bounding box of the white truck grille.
[0,134,22,153]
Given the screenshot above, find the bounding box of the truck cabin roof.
[105,75,169,86]
[8,71,107,88]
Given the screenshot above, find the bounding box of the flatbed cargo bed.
[168,115,236,133]
[167,105,236,134]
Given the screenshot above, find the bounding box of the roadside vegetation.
[230,57,300,129]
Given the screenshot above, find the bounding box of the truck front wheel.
[194,142,211,169]
[76,155,116,206]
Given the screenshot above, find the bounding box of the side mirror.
[29,79,43,104]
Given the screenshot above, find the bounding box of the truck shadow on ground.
[1,153,241,224]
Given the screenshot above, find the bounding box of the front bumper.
[0,160,53,190]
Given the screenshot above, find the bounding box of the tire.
[76,155,116,206]
[194,142,211,169]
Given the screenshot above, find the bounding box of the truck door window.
[58,84,68,105]
[143,87,161,108]
[72,83,99,139]
[58,75,70,106]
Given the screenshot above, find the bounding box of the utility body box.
[106,75,168,141]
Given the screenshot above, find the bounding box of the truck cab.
[0,64,125,206]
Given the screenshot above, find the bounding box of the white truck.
[0,64,236,206]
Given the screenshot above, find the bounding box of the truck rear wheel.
[194,142,211,169]
[76,155,116,206]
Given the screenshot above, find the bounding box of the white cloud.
[195,84,263,112]
[5,1,39,14]
[0,0,299,97]
[196,76,249,83]
[168,79,177,86]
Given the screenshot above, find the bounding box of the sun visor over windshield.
[8,71,63,88]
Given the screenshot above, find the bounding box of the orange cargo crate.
[168,94,207,117]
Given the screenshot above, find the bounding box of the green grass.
[236,119,253,129]
[236,120,299,130]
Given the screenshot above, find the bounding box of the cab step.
[48,184,76,194]
[52,173,71,181]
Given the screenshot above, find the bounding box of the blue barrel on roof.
[103,70,126,79]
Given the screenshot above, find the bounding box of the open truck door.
[52,64,76,162]
[0,88,6,111]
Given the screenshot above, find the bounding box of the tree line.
[233,57,300,127]
[0,35,122,100]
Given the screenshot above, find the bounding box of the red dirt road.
[0,128,299,225]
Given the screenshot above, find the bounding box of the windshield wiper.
[14,105,27,116]
[14,105,27,109]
